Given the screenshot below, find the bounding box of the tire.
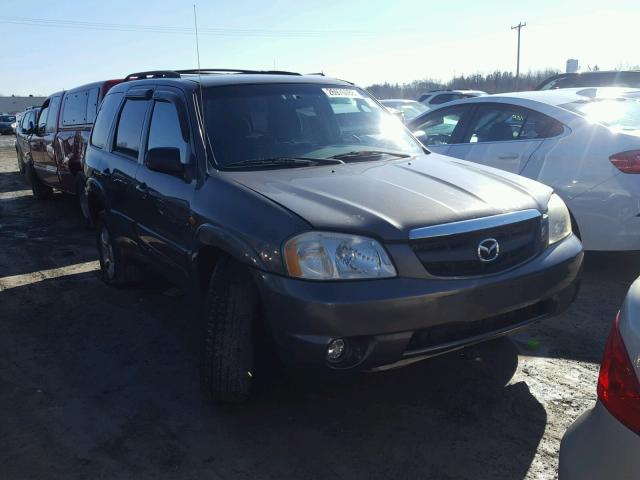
[27,164,53,200]
[95,211,142,286]
[202,256,257,403]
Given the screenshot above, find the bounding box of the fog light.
[327,338,347,361]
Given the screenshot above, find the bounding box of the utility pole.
[511,22,526,89]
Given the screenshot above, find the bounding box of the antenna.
[193,4,202,76]
[193,4,211,165]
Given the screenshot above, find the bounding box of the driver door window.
[37,107,49,135]
[411,106,468,148]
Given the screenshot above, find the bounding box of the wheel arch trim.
[194,223,267,270]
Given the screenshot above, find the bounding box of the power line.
[0,15,380,38]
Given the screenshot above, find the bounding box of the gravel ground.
[0,139,638,480]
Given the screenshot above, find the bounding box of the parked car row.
[14,79,122,220]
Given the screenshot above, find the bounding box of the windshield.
[0,115,16,122]
[561,98,640,132]
[202,84,423,168]
[381,101,428,120]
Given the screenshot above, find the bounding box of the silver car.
[559,278,640,479]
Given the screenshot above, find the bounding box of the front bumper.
[256,234,583,370]
[559,401,640,480]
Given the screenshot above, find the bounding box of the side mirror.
[412,129,427,141]
[146,147,183,176]
[26,121,34,135]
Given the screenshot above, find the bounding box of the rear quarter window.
[62,90,89,126]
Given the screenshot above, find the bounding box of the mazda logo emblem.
[477,238,500,263]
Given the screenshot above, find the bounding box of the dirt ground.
[1,138,638,480]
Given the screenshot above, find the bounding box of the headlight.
[284,232,396,280]
[546,193,572,245]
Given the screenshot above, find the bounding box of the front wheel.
[96,211,142,286]
[202,256,258,403]
[27,164,53,200]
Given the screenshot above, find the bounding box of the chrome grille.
[410,210,545,277]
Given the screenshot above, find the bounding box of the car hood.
[224,153,553,241]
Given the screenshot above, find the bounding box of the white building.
[566,59,579,73]
[0,96,46,114]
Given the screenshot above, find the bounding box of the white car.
[418,90,486,111]
[408,88,640,251]
[559,277,640,479]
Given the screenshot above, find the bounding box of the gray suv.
[83,69,583,403]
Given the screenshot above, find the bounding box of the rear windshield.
[202,83,423,168]
[561,98,640,132]
[540,72,640,90]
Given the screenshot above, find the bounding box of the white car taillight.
[597,311,640,434]
[609,150,640,174]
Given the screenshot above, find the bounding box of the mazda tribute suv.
[84,69,583,403]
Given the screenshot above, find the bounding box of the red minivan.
[27,79,122,222]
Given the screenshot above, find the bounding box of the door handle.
[136,183,148,198]
[497,154,519,160]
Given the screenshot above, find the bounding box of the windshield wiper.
[330,150,411,161]
[224,157,344,170]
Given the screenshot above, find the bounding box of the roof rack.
[175,68,301,76]
[124,68,303,82]
[125,71,181,81]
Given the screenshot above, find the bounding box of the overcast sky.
[1,0,638,96]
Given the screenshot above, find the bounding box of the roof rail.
[124,68,303,83]
[125,71,181,81]
[175,68,301,76]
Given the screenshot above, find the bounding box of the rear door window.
[113,99,149,158]
[465,104,564,143]
[45,96,61,133]
[147,100,189,164]
[91,93,123,149]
